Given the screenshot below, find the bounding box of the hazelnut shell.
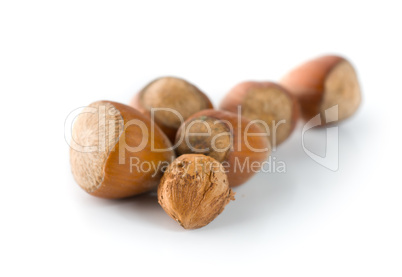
[220,81,299,146]
[175,109,271,187]
[280,55,361,123]
[130,77,213,143]
[158,154,235,229]
[70,100,175,199]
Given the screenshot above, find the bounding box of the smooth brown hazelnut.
[220,81,299,146]
[158,154,235,229]
[175,109,271,187]
[280,55,361,124]
[130,77,213,142]
[70,100,175,199]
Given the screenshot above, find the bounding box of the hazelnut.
[280,55,362,124]
[220,81,299,146]
[130,77,213,142]
[175,109,271,187]
[158,154,235,229]
[70,101,175,199]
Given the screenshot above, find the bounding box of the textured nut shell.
[158,154,235,229]
[219,81,299,146]
[130,77,213,143]
[70,101,175,199]
[280,55,361,123]
[175,116,231,163]
[175,109,271,187]
[70,101,123,193]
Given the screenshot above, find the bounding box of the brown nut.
[70,101,175,199]
[220,81,299,146]
[175,109,271,187]
[158,154,235,229]
[280,55,361,124]
[130,77,213,143]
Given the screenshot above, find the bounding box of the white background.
[1,1,401,276]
